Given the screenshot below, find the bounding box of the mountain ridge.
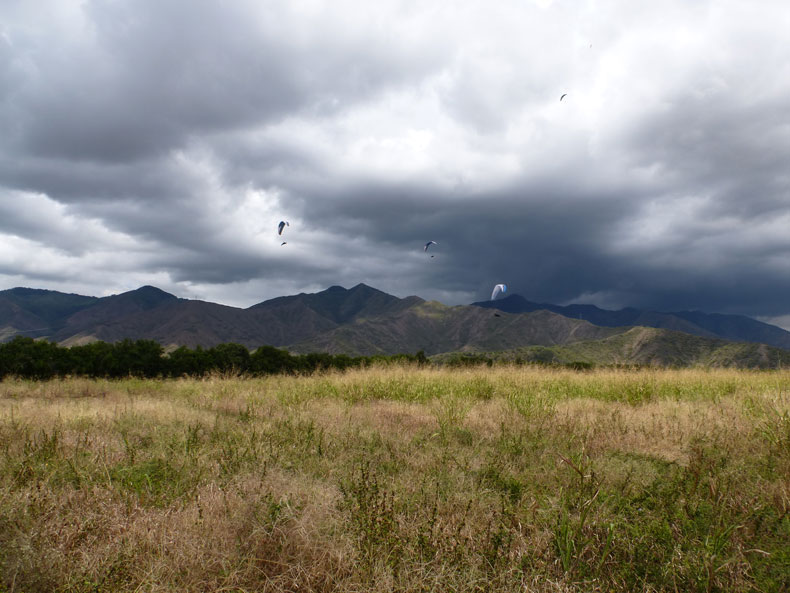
[473,294,790,350]
[2,284,790,367]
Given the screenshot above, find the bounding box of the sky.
[1,0,790,326]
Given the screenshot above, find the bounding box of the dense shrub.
[0,336,427,379]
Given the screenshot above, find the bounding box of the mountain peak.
[323,283,379,294]
[109,286,179,308]
[137,285,172,294]
[250,283,411,324]
[349,283,384,294]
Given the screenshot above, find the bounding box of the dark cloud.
[7,0,444,162]
[1,0,790,326]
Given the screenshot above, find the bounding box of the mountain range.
[2,284,790,368]
[472,294,790,350]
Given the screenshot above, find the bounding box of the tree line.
[0,336,428,380]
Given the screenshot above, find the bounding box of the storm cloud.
[1,0,789,326]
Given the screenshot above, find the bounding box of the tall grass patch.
[1,367,789,592]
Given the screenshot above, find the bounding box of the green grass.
[1,367,789,591]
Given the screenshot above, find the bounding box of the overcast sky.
[2,0,790,325]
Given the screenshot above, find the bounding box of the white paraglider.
[490,284,507,300]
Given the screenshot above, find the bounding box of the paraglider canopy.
[560,93,567,101]
[278,221,290,235]
[424,241,438,252]
[491,284,507,300]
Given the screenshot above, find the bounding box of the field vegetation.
[1,366,789,592]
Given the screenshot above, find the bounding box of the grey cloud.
[287,172,641,300]
[5,0,445,163]
[2,0,790,326]
[0,154,194,203]
[151,247,326,285]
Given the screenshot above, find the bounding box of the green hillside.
[436,326,790,368]
[288,301,622,356]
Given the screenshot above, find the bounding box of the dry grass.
[1,366,789,592]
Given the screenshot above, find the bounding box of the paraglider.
[491,284,507,300]
[281,241,287,246]
[278,221,289,235]
[424,241,438,252]
[560,93,567,101]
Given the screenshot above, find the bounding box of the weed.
[431,395,472,441]
[340,461,401,573]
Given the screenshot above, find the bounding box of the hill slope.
[250,283,421,323]
[473,294,790,349]
[13,284,422,349]
[0,288,99,340]
[288,302,624,356]
[437,326,790,369]
[58,291,342,349]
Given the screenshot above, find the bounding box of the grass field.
[1,366,789,592]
